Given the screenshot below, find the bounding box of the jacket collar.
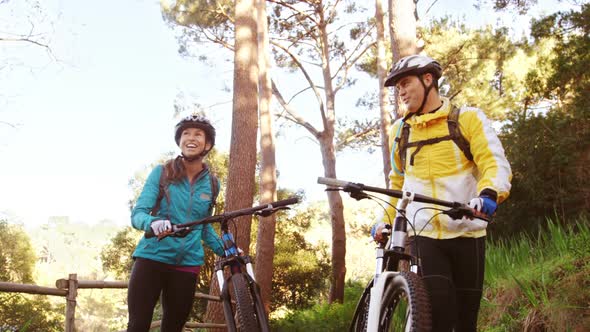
[404,97,452,127]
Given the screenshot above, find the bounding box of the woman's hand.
[150,220,172,236]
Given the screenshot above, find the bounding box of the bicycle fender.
[367,271,399,332]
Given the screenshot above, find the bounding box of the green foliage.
[475,0,538,14]
[530,4,590,109]
[161,0,234,57]
[334,118,381,153]
[101,227,142,280]
[491,4,590,237]
[493,110,590,236]
[0,220,36,283]
[270,280,365,331]
[269,204,331,311]
[0,220,64,331]
[422,18,525,119]
[0,294,63,331]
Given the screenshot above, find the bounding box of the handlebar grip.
[268,196,300,208]
[317,177,350,187]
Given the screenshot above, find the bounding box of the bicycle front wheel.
[231,273,261,332]
[379,271,431,331]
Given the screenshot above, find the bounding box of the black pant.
[127,258,197,332]
[408,236,485,332]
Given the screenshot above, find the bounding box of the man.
[378,55,512,331]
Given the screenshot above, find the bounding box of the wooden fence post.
[65,273,78,332]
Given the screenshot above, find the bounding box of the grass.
[479,216,590,331]
[270,216,590,331]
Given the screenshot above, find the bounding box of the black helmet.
[384,55,442,87]
[174,114,216,149]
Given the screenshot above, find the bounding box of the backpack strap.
[406,135,453,166]
[447,106,474,161]
[150,167,169,217]
[208,173,220,215]
[395,121,411,173]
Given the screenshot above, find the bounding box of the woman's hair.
[162,156,186,184]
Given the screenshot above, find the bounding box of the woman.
[127,114,225,331]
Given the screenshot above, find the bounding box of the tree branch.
[271,79,320,138]
[271,40,327,121]
[267,0,319,26]
[335,126,378,151]
[331,21,376,93]
[0,37,55,59]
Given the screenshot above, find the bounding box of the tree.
[0,0,59,121]
[375,0,392,186]
[205,0,259,325]
[490,4,590,236]
[163,0,375,304]
[0,220,63,331]
[267,0,374,304]
[388,0,418,119]
[255,0,279,314]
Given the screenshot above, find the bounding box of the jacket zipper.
[176,169,209,265]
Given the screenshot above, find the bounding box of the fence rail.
[0,273,225,331]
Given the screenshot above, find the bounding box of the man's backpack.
[396,105,473,173]
[150,169,220,217]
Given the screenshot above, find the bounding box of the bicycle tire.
[379,271,431,331]
[349,280,372,331]
[231,273,261,332]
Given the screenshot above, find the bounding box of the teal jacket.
[131,165,224,266]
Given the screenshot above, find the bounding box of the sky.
[0,0,576,227]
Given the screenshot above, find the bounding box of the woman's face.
[179,127,211,158]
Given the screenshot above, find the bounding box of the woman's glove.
[150,219,172,235]
[468,196,497,216]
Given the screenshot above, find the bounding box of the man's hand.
[370,223,391,244]
[150,219,172,236]
[468,196,497,216]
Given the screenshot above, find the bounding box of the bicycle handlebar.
[145,196,300,240]
[317,177,491,222]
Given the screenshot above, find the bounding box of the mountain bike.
[146,196,300,332]
[317,177,490,332]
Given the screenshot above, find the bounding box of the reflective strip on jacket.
[131,165,224,266]
[385,97,512,239]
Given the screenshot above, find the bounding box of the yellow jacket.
[384,97,512,239]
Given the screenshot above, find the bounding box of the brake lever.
[443,205,492,223]
[156,225,191,241]
[254,206,290,217]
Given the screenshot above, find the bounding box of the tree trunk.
[255,0,278,315]
[376,0,392,187]
[319,135,347,303]
[388,0,418,118]
[317,7,347,304]
[204,0,259,327]
[389,0,417,58]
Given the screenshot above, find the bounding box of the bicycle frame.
[367,190,415,331]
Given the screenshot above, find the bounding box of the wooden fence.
[0,273,226,331]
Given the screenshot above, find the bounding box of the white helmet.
[384,55,442,87]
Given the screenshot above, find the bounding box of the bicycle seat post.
[391,191,414,252]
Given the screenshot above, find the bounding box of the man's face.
[395,74,428,114]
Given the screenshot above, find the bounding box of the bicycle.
[145,196,300,332]
[317,177,490,332]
